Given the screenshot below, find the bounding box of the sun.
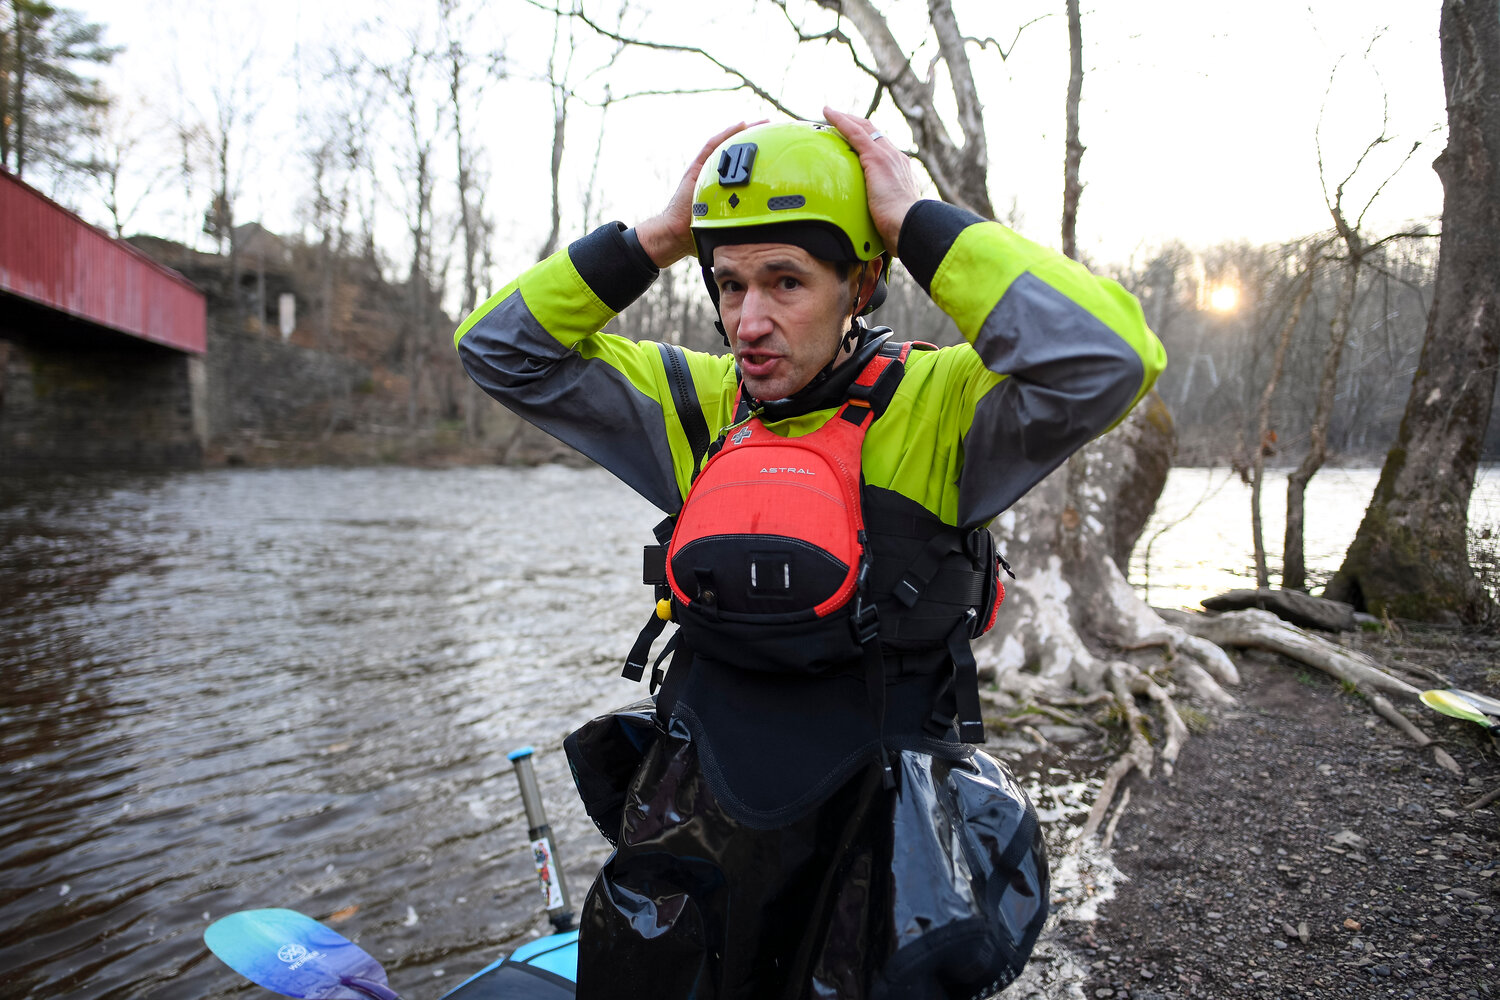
[1209,285,1240,312]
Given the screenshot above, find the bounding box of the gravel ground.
[1053,625,1500,1000]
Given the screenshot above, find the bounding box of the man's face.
[712,242,861,401]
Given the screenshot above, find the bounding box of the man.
[456,108,1165,999]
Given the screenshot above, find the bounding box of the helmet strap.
[700,264,730,347]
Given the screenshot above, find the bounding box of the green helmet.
[690,120,885,267]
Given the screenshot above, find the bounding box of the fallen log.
[1200,588,1356,632]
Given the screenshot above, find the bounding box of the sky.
[66,0,1446,287]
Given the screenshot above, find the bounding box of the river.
[1,463,1494,998]
[1133,465,1500,610]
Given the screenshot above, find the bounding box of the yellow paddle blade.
[1421,689,1492,727]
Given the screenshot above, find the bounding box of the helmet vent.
[767,195,806,211]
[692,203,708,217]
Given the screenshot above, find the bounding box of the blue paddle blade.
[205,909,396,1000]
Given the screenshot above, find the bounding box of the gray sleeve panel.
[457,290,684,513]
[957,272,1145,526]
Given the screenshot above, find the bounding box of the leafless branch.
[578,85,751,106]
[532,0,804,119]
[1365,227,1437,252]
[769,0,848,47]
[1355,141,1422,231]
[793,0,907,90]
[965,15,1052,61]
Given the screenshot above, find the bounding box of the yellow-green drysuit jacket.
[455,200,1165,529]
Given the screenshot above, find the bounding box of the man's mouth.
[737,352,782,378]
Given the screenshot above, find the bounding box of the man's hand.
[636,120,764,269]
[822,107,921,258]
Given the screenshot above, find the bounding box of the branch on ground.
[1160,608,1462,776]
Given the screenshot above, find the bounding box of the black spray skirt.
[564,668,1048,1000]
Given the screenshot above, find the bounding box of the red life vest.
[666,344,904,642]
[627,337,1005,747]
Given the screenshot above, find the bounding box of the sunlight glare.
[1209,285,1240,312]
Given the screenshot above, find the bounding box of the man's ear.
[852,258,884,318]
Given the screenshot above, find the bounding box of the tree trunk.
[1252,260,1317,588]
[815,0,994,217]
[10,0,28,175]
[983,402,1241,742]
[0,3,13,170]
[1325,0,1500,623]
[1061,0,1084,261]
[540,100,566,261]
[1284,248,1359,592]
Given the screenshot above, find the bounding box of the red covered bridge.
[0,169,208,469]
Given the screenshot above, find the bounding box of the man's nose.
[736,286,774,340]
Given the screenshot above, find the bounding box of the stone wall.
[0,306,208,471]
[203,319,369,442]
[0,302,373,471]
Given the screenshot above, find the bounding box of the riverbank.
[1055,624,1500,1000]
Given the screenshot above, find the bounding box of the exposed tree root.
[1367,693,1463,776]
[1466,785,1500,811]
[1378,658,1452,688]
[1048,693,1117,709]
[1160,608,1462,777]
[1028,702,1107,735]
[1099,787,1131,853]
[977,548,1243,839]
[1130,670,1189,776]
[1079,664,1157,840]
[1158,608,1420,699]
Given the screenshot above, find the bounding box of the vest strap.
[624,611,669,682]
[945,609,986,743]
[658,343,711,479]
[894,532,967,607]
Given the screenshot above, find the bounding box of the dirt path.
[1059,628,1500,1000]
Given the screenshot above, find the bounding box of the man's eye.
[778,277,800,290]
[719,281,742,294]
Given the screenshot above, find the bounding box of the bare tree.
[807,0,996,218]
[1251,248,1321,588]
[190,45,264,328]
[439,0,503,313]
[538,3,574,261]
[377,18,449,430]
[1061,0,1084,261]
[301,50,380,357]
[1325,0,1500,623]
[436,0,505,442]
[1283,69,1425,593]
[88,97,171,238]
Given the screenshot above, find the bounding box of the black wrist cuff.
[621,227,661,275]
[897,200,986,295]
[567,222,661,313]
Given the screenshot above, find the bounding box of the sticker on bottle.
[530,837,564,910]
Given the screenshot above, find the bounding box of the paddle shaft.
[343,976,401,1000]
[509,748,576,931]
